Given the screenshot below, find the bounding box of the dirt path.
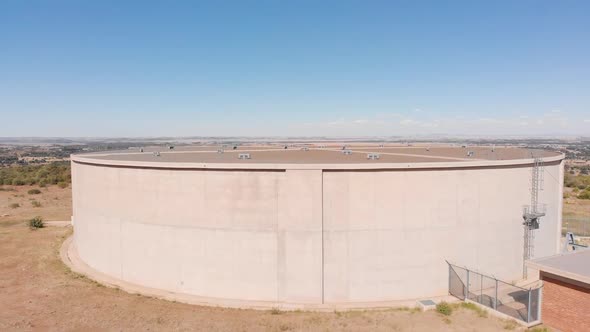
[0,223,530,332]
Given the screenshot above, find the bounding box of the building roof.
[72,145,564,170]
[527,249,590,285]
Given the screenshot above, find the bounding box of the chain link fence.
[562,216,590,237]
[448,263,541,324]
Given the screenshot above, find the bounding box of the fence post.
[527,289,532,323]
[538,287,543,322]
[480,274,483,304]
[448,264,451,295]
[494,279,498,310]
[465,270,470,300]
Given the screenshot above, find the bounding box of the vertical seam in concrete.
[119,219,123,279]
[321,169,325,304]
[556,162,564,253]
[276,172,280,304]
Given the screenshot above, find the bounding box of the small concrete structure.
[71,145,564,308]
[417,299,437,311]
[527,250,590,332]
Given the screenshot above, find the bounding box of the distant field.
[0,185,71,225]
[563,164,590,236]
[562,196,590,237]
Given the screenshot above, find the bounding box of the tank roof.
[72,145,563,170]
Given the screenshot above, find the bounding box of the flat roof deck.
[73,145,563,169]
[527,250,590,285]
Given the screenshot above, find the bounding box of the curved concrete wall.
[71,157,564,306]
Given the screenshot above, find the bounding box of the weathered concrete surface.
[71,151,564,307]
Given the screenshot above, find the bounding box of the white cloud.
[294,109,585,136]
[304,118,385,128]
[399,118,440,128]
[375,112,403,119]
[476,118,502,124]
[400,119,417,126]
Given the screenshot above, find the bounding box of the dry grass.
[563,193,590,219]
[0,184,546,331]
[0,224,517,331]
[0,185,71,224]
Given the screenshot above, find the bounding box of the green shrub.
[579,190,590,200]
[564,173,590,190]
[12,178,25,186]
[28,216,44,229]
[31,200,42,207]
[27,188,41,195]
[57,181,68,189]
[0,162,71,187]
[9,203,20,209]
[436,302,453,316]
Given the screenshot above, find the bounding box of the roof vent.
[168,146,174,150]
[467,151,475,157]
[238,153,251,160]
[426,147,430,152]
[342,150,353,155]
[367,153,380,160]
[217,149,224,154]
[153,152,160,157]
[140,148,144,153]
[301,147,309,151]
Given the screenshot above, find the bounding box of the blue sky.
[1,1,589,137]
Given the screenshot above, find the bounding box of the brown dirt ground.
[0,185,72,224]
[0,186,542,331]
